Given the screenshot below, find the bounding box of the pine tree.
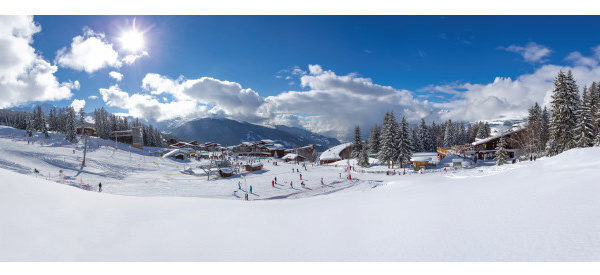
[351,125,362,159]
[154,128,163,147]
[378,112,395,168]
[411,125,422,152]
[26,114,33,137]
[457,122,466,145]
[368,124,380,154]
[576,86,594,147]
[547,70,580,155]
[443,120,454,147]
[396,116,413,168]
[358,141,370,167]
[476,121,487,139]
[484,122,491,137]
[527,102,544,155]
[41,115,49,138]
[495,136,508,166]
[418,119,432,152]
[33,106,43,131]
[65,107,78,143]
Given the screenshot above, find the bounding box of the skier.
[296,168,299,173]
[300,174,302,180]
[272,180,275,187]
[238,182,241,190]
[292,168,294,173]
[530,155,533,161]
[98,182,102,192]
[321,178,323,185]
[444,167,447,172]
[250,185,253,193]
[534,156,537,161]
[290,181,293,188]
[274,176,277,183]
[301,181,305,188]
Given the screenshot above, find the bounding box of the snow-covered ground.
[2,125,600,261]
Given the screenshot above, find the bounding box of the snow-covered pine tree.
[466,123,474,144]
[33,106,44,131]
[457,122,466,145]
[495,136,508,166]
[589,81,599,136]
[41,114,49,138]
[358,141,370,167]
[430,121,439,151]
[476,121,486,139]
[541,106,550,151]
[65,107,78,143]
[351,125,362,159]
[378,112,395,168]
[576,85,594,147]
[368,124,380,154]
[411,125,422,152]
[396,116,413,168]
[26,114,33,137]
[484,122,491,137]
[48,107,57,132]
[527,102,543,155]
[418,119,431,152]
[547,70,580,155]
[154,128,163,147]
[79,107,86,135]
[443,120,454,147]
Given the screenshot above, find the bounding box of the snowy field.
[1,125,600,261]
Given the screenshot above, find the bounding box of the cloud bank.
[0,16,76,109]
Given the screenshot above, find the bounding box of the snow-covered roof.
[267,144,285,150]
[411,156,431,162]
[261,139,275,144]
[282,153,304,160]
[472,123,527,146]
[319,142,352,161]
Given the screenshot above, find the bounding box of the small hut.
[245,163,263,172]
[218,168,233,177]
[282,153,306,163]
[410,156,431,171]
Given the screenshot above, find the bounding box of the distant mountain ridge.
[165,118,341,151]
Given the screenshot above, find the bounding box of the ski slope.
[2,125,600,261]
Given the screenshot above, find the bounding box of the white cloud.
[431,61,600,122]
[99,84,204,121]
[88,95,98,100]
[502,42,552,63]
[265,64,435,140]
[0,16,75,109]
[122,51,148,65]
[141,74,271,122]
[565,51,598,67]
[70,99,85,111]
[55,27,122,73]
[109,71,124,82]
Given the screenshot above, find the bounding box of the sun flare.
[120,30,144,52]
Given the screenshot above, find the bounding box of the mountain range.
[164,117,341,151]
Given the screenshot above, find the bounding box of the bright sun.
[120,30,144,52]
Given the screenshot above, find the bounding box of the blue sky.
[3,15,600,139]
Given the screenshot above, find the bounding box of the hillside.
[166,117,340,151]
[2,124,600,261]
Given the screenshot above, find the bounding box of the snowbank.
[3,147,600,261]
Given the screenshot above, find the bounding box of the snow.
[2,125,600,261]
[319,142,352,161]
